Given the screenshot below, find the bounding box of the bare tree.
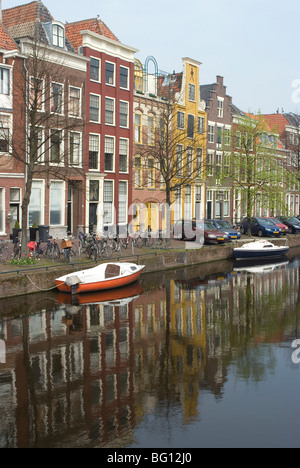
[134,83,206,207]
[0,33,86,253]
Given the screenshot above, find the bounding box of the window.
[53,24,64,48]
[90,180,99,202]
[120,101,129,128]
[290,133,295,145]
[216,153,222,178]
[120,67,129,89]
[198,117,205,134]
[0,127,9,153]
[30,127,44,163]
[236,131,241,149]
[196,148,203,177]
[105,137,114,171]
[69,87,81,117]
[217,126,223,145]
[187,115,194,139]
[50,130,63,164]
[135,113,142,143]
[105,98,114,125]
[106,62,115,85]
[90,94,100,122]
[189,84,195,101]
[134,157,142,187]
[176,145,183,177]
[207,152,214,176]
[104,181,113,224]
[177,112,185,129]
[118,182,127,224]
[89,134,100,170]
[30,78,43,111]
[90,58,100,82]
[50,181,64,225]
[224,128,231,146]
[224,153,230,177]
[119,139,128,173]
[29,181,43,226]
[51,83,63,113]
[147,158,155,188]
[147,116,154,145]
[0,68,9,95]
[208,124,214,143]
[186,147,193,176]
[217,99,224,118]
[184,186,192,220]
[69,132,81,166]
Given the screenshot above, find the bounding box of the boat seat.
[105,264,121,279]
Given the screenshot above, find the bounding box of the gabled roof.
[231,103,246,117]
[0,22,19,51]
[200,84,215,105]
[3,1,74,52]
[284,112,300,128]
[261,114,290,135]
[65,18,119,52]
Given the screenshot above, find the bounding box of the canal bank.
[0,235,298,299]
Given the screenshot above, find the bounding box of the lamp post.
[217,190,225,220]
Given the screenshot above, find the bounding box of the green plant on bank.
[14,221,20,230]
[32,221,38,228]
[7,254,39,266]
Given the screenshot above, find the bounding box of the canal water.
[0,252,300,448]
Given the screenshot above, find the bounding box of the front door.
[207,201,212,220]
[89,203,98,234]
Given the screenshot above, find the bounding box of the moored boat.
[233,240,289,260]
[55,262,145,294]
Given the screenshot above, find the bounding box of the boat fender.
[65,275,81,287]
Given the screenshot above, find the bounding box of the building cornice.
[81,30,138,62]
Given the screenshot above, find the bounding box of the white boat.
[234,260,289,274]
[233,240,289,260]
[56,262,145,294]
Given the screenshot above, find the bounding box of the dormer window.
[53,24,65,48]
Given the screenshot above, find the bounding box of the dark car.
[264,217,289,235]
[211,220,241,241]
[173,219,229,244]
[203,220,230,244]
[173,219,202,242]
[240,217,281,237]
[276,216,300,234]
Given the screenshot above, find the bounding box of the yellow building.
[170,57,207,224]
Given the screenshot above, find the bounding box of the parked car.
[264,217,289,235]
[203,220,230,245]
[240,217,281,237]
[211,220,241,240]
[173,219,229,244]
[173,219,201,241]
[276,216,300,234]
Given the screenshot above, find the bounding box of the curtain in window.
[118,182,127,224]
[104,181,113,224]
[50,182,63,225]
[29,182,42,226]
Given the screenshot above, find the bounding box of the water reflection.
[0,257,300,448]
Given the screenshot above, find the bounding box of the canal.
[0,252,300,448]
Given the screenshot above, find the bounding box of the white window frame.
[217,97,224,118]
[30,76,45,112]
[105,97,115,126]
[28,180,45,227]
[188,83,196,102]
[69,131,82,167]
[120,66,129,90]
[89,93,101,123]
[51,82,64,115]
[105,61,115,87]
[50,129,64,166]
[104,180,115,225]
[69,86,82,118]
[118,181,128,225]
[0,113,12,155]
[52,23,65,48]
[177,111,185,130]
[89,133,100,172]
[208,123,215,143]
[119,138,129,173]
[30,125,45,164]
[0,67,9,96]
[49,180,65,226]
[119,100,129,128]
[104,136,115,172]
[90,56,101,83]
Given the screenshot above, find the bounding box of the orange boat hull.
[56,282,143,305]
[56,269,143,294]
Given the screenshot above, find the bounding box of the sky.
[4,0,300,115]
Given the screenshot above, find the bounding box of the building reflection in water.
[0,258,299,448]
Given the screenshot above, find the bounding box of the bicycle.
[61,236,77,263]
[30,237,61,260]
[151,232,171,250]
[98,236,113,260]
